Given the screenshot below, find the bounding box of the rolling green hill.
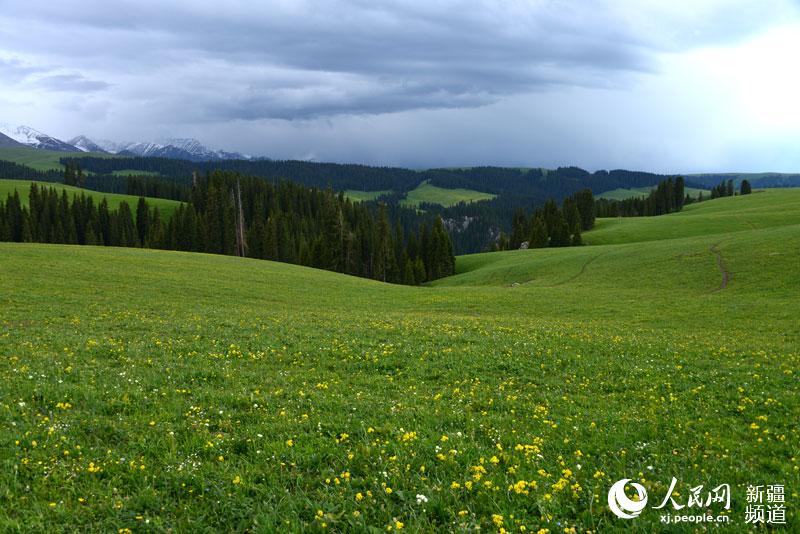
[110,169,161,177]
[0,146,154,178]
[687,171,800,188]
[343,189,391,202]
[0,190,797,531]
[585,188,800,245]
[345,181,497,207]
[0,146,115,171]
[0,179,183,218]
[598,185,709,200]
[400,180,496,207]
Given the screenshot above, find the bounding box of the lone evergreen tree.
[136,197,150,246]
[675,176,685,210]
[529,214,548,248]
[740,179,752,195]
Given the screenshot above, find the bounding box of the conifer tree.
[510,208,528,249]
[98,198,111,246]
[530,213,548,248]
[574,188,596,230]
[413,257,427,284]
[403,258,416,285]
[147,207,164,248]
[740,179,752,195]
[136,197,150,246]
[374,205,394,282]
[675,176,685,210]
[116,201,137,247]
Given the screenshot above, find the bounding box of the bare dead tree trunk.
[234,179,247,257]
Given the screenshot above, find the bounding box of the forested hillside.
[0,174,455,285]
[1,150,733,253]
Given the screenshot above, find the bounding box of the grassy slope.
[0,179,182,218]
[585,188,800,245]
[0,146,115,171]
[343,189,391,202]
[400,180,496,207]
[687,172,800,187]
[344,181,496,207]
[0,191,797,531]
[110,169,161,177]
[599,186,709,200]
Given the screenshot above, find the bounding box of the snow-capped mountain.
[0,124,80,152]
[67,135,109,153]
[0,123,253,161]
[72,135,249,162]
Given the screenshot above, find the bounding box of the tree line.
[0,172,456,286]
[0,184,149,247]
[708,178,751,198]
[4,151,713,254]
[492,189,595,250]
[595,176,686,217]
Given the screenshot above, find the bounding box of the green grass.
[0,179,183,219]
[111,170,161,177]
[400,180,496,208]
[687,172,800,187]
[0,191,797,532]
[0,146,116,172]
[585,188,800,245]
[598,186,710,201]
[343,189,391,202]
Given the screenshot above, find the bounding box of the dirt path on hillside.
[552,252,606,286]
[710,243,730,291]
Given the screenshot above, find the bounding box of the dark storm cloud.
[2,1,796,121]
[1,1,798,171]
[0,1,698,120]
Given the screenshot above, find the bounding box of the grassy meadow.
[0,179,183,220]
[400,181,496,208]
[110,170,162,177]
[0,147,115,172]
[345,181,496,208]
[598,186,710,201]
[343,189,391,202]
[585,188,800,245]
[0,147,145,177]
[0,191,797,532]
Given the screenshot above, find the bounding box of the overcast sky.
[1,0,799,172]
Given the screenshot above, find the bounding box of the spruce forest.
[0,173,456,285]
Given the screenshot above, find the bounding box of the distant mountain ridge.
[0,123,81,152]
[72,135,250,162]
[68,135,107,153]
[0,132,24,148]
[0,123,251,161]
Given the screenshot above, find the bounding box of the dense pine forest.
[492,189,595,250]
[0,174,455,285]
[1,151,745,258]
[595,176,686,217]
[0,153,710,254]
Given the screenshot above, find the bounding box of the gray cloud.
[3,0,776,120]
[32,73,110,93]
[0,57,47,83]
[0,1,798,170]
